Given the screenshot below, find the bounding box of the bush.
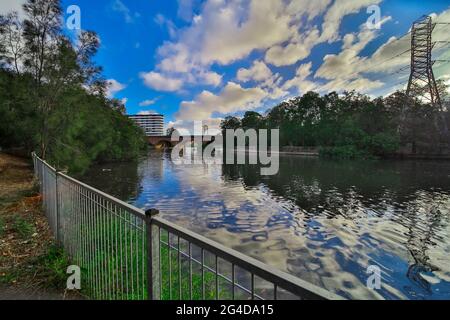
[364,132,400,156]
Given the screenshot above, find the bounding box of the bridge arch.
[148,136,177,148]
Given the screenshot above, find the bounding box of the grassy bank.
[0,153,81,300]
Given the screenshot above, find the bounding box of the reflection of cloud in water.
[87,152,450,300]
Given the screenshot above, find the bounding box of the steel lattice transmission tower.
[406,16,442,108]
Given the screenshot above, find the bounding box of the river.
[82,150,450,300]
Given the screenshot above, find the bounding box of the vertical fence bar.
[158,227,162,300]
[215,255,219,300]
[119,208,124,300]
[189,242,192,300]
[168,232,172,300]
[145,209,160,300]
[55,171,60,245]
[251,273,255,300]
[201,248,205,300]
[178,236,181,300]
[231,264,235,300]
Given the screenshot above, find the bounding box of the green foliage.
[0,0,147,174]
[11,215,35,239]
[221,89,447,159]
[31,245,71,289]
[220,116,242,131]
[241,111,263,129]
[364,132,400,156]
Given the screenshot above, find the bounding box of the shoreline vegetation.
[219,90,450,160]
[0,0,147,176]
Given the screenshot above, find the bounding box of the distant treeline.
[221,89,450,159]
[0,0,147,174]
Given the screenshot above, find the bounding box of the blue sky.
[2,0,450,131]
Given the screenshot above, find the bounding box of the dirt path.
[0,153,83,300]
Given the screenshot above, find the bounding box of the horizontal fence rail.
[32,153,342,300]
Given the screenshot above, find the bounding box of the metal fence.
[32,153,341,300]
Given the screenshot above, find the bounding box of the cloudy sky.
[1,0,450,131]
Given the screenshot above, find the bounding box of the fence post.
[145,209,160,300]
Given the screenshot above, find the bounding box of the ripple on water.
[82,154,450,300]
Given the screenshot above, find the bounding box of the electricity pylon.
[406,16,442,108]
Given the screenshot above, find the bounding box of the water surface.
[83,151,450,299]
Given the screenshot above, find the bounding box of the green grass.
[0,244,71,289]
[30,245,71,289]
[11,216,35,239]
[159,241,228,300]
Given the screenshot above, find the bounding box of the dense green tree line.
[0,0,147,173]
[221,89,450,159]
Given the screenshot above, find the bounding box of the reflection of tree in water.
[403,198,443,293]
[222,157,450,296]
[80,160,143,202]
[225,157,450,212]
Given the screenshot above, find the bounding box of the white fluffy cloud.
[237,61,273,83]
[315,25,379,81]
[176,82,267,120]
[157,0,299,72]
[140,71,183,92]
[283,62,318,93]
[145,0,297,91]
[265,0,383,67]
[319,0,382,43]
[106,79,126,98]
[144,0,390,93]
[265,28,320,67]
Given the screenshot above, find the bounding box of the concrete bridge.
[148,135,215,148]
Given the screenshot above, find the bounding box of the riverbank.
[0,153,82,300]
